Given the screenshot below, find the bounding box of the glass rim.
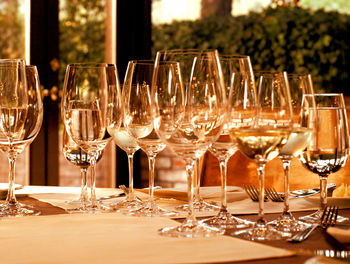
[313,93,344,97]
[128,60,154,65]
[67,62,110,68]
[220,54,250,60]
[156,48,218,54]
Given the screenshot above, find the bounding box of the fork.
[288,206,339,243]
[317,206,349,251]
[265,187,284,202]
[243,184,268,202]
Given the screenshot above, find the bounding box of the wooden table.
[18,195,350,263]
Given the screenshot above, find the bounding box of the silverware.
[288,206,338,243]
[243,184,268,202]
[290,183,336,199]
[314,249,350,259]
[265,187,284,202]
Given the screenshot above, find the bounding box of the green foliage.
[0,1,25,59]
[59,0,106,87]
[152,7,350,94]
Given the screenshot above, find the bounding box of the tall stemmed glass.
[154,50,227,237]
[230,72,293,240]
[62,128,104,213]
[124,60,175,217]
[299,93,349,223]
[62,63,122,212]
[108,122,141,210]
[0,63,43,216]
[202,54,256,230]
[269,74,315,235]
[158,49,221,212]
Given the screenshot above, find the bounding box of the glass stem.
[319,176,328,211]
[257,162,266,224]
[127,152,135,201]
[186,160,196,222]
[79,167,88,207]
[148,155,156,206]
[6,153,17,205]
[282,159,291,215]
[90,156,97,207]
[219,159,228,211]
[194,158,201,202]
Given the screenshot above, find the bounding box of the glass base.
[159,219,224,238]
[109,198,143,211]
[0,202,40,217]
[176,198,220,212]
[268,212,309,237]
[66,201,113,214]
[201,209,253,230]
[127,201,178,217]
[233,221,283,241]
[299,209,349,223]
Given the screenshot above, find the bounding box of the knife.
[289,183,336,199]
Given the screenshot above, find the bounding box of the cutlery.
[289,183,336,199]
[243,184,268,202]
[288,206,338,243]
[314,249,350,259]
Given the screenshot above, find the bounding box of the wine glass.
[157,49,220,212]
[299,93,349,223]
[124,60,175,217]
[62,63,121,212]
[108,122,141,210]
[201,54,256,230]
[62,128,104,213]
[0,62,43,216]
[230,71,293,240]
[154,50,227,237]
[268,74,315,235]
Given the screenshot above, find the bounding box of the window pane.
[0,0,26,185]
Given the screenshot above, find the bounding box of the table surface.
[17,194,350,264]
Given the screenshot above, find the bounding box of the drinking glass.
[201,54,255,230]
[230,71,293,240]
[0,63,43,216]
[62,128,104,213]
[299,93,349,223]
[154,50,227,237]
[124,60,175,217]
[108,122,141,210]
[157,49,221,212]
[268,74,315,235]
[62,63,122,212]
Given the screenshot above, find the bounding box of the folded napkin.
[327,227,350,244]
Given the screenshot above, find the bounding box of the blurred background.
[0,0,349,191]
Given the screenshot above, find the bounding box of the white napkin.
[0,213,294,264]
[327,226,350,243]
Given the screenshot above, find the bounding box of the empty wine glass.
[154,50,227,237]
[0,62,43,216]
[158,49,221,212]
[62,63,122,212]
[268,74,315,236]
[62,128,104,213]
[201,54,255,230]
[124,60,175,217]
[299,93,349,223]
[230,71,293,240]
[108,123,141,210]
